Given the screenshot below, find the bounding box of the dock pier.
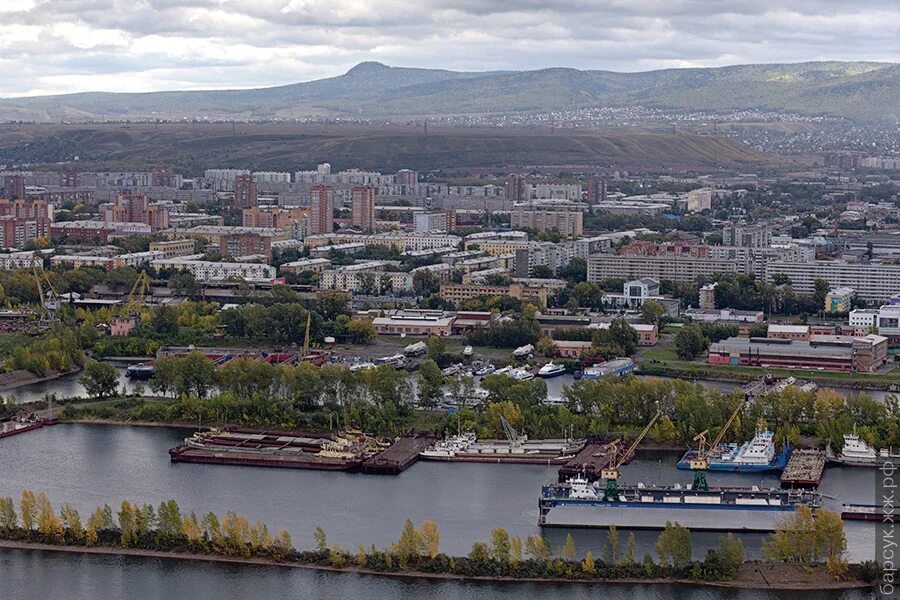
[781,449,825,487]
[361,432,437,475]
[557,441,619,481]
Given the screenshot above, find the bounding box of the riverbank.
[0,540,872,591]
[638,360,900,391]
[0,367,81,393]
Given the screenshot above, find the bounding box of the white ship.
[537,362,566,378]
[828,429,899,466]
[511,368,535,381]
[419,433,477,459]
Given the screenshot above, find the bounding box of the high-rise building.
[309,185,335,235]
[151,167,175,187]
[722,222,771,248]
[687,188,713,212]
[58,171,79,188]
[350,186,376,232]
[102,191,170,232]
[586,177,607,204]
[396,169,418,186]
[2,175,25,200]
[505,174,525,202]
[233,174,258,209]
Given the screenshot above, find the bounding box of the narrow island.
[0,489,879,591]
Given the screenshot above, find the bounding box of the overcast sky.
[1,0,898,97]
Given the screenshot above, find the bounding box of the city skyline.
[0,0,897,97]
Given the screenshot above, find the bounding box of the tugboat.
[677,426,791,473]
[827,427,900,466]
[537,362,566,378]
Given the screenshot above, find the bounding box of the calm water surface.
[0,424,879,599]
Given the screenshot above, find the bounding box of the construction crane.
[125,271,151,314]
[499,414,526,448]
[601,410,661,501]
[302,312,311,356]
[30,253,58,323]
[688,397,746,471]
[602,409,662,482]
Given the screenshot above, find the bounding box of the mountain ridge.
[1,61,897,122]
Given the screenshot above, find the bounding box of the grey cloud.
[0,0,897,96]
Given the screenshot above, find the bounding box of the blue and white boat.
[539,474,820,531]
[677,427,791,473]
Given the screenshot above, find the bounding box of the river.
[0,424,878,599]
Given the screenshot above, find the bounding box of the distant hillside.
[0,123,770,173]
[0,61,897,122]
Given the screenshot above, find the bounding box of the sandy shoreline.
[0,540,872,591]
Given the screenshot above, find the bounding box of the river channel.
[0,423,878,599]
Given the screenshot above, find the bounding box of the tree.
[525,535,552,562]
[510,535,523,564]
[763,505,816,563]
[562,532,576,561]
[717,533,745,578]
[394,518,423,568]
[603,524,620,564]
[60,503,84,540]
[0,497,16,530]
[420,520,440,559]
[582,550,596,575]
[814,509,847,561]
[79,360,120,399]
[640,299,668,325]
[426,335,447,360]
[314,526,328,552]
[468,541,491,564]
[625,533,637,565]
[150,305,180,337]
[535,336,558,358]
[346,319,377,344]
[674,323,709,360]
[20,490,36,531]
[531,264,554,279]
[417,360,443,408]
[490,527,510,563]
[655,521,691,570]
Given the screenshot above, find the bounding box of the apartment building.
[101,191,170,232]
[242,206,307,238]
[588,253,751,285]
[320,262,413,294]
[510,209,583,238]
[232,174,258,209]
[309,185,335,235]
[151,258,275,282]
[149,239,196,258]
[350,186,376,232]
[279,258,332,275]
[439,282,549,307]
[687,188,712,212]
[0,250,38,270]
[764,260,900,303]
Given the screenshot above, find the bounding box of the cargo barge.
[841,504,884,522]
[361,432,437,475]
[538,474,822,531]
[168,428,385,472]
[0,417,56,440]
[419,430,584,465]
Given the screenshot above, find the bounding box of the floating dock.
[361,432,437,475]
[557,441,619,481]
[780,449,825,487]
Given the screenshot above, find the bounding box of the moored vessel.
[677,427,790,473]
[539,474,822,531]
[537,362,566,378]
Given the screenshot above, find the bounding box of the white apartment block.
[765,260,900,303]
[320,262,413,294]
[588,254,751,284]
[152,259,275,282]
[0,250,38,270]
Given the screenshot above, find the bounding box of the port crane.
[601,410,661,501]
[685,397,746,491]
[499,414,527,448]
[30,253,58,324]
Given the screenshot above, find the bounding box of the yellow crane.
[125,271,151,315]
[302,312,311,356]
[688,397,745,471]
[600,410,662,502]
[602,409,662,482]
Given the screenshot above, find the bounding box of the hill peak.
[345,61,391,76]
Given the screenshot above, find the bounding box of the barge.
[539,474,822,531]
[419,425,584,465]
[0,416,56,440]
[841,504,884,522]
[168,428,384,472]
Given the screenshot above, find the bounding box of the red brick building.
[309,185,335,235]
[351,186,376,232]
